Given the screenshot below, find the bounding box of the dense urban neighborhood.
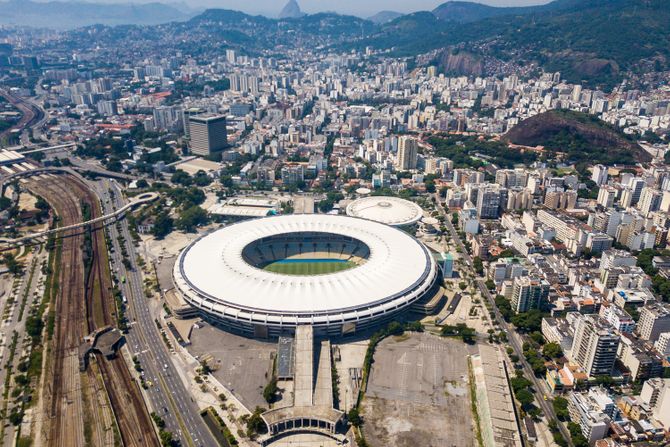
[1,1,670,447]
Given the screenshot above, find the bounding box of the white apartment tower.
[396,136,418,170]
[637,302,670,342]
[571,315,620,377]
[591,165,608,186]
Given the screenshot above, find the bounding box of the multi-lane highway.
[433,194,575,447]
[95,180,216,447]
[0,88,47,145]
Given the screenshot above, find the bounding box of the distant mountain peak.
[279,0,304,19]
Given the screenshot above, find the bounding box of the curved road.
[0,88,45,144]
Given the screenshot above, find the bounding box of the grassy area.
[263,260,356,276]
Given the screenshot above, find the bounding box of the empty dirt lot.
[188,322,275,410]
[361,332,479,447]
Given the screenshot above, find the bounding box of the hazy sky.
[173,0,554,17]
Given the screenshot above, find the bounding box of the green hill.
[502,110,651,165]
[362,0,670,89]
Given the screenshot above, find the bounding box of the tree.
[245,407,268,437]
[472,257,484,275]
[458,282,467,291]
[0,196,11,210]
[159,429,174,447]
[543,342,564,360]
[568,422,589,447]
[176,206,208,232]
[193,170,212,187]
[515,388,535,407]
[495,295,513,321]
[510,376,532,393]
[347,408,362,427]
[171,169,192,186]
[136,179,149,188]
[553,396,570,421]
[387,321,405,336]
[440,323,476,344]
[511,310,544,333]
[263,377,278,403]
[2,254,22,276]
[151,212,174,240]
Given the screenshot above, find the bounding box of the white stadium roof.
[345,196,424,227]
[174,214,435,318]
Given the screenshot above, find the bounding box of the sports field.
[263,259,357,275]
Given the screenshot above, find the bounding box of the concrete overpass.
[17,142,77,154]
[0,192,158,247]
[0,165,136,194]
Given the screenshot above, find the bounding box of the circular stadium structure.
[173,214,440,337]
[345,196,424,227]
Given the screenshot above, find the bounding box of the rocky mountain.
[0,0,191,29]
[278,0,305,19]
[437,50,483,76]
[503,110,651,165]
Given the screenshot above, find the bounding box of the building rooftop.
[345,196,423,226]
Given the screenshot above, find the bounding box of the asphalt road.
[96,180,216,447]
[434,194,575,447]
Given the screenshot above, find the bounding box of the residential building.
[396,136,418,170]
[637,302,670,342]
[617,335,664,381]
[571,315,620,377]
[476,185,506,219]
[511,276,550,313]
[591,165,608,186]
[567,389,612,444]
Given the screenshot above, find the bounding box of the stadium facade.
[173,214,440,337]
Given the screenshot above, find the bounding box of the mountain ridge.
[0,0,192,29]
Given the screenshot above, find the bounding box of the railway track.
[24,174,158,447]
[27,176,86,447]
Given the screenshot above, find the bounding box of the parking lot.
[362,332,479,447]
[188,322,276,410]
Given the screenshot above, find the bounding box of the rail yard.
[25,174,157,447]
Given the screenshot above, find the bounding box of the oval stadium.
[173,214,440,337]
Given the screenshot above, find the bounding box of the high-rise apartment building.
[637,302,670,342]
[597,186,617,208]
[571,315,620,377]
[476,185,506,219]
[188,114,227,156]
[591,164,608,186]
[638,187,662,216]
[396,136,418,170]
[511,276,550,313]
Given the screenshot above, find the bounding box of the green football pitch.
[263,260,357,275]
